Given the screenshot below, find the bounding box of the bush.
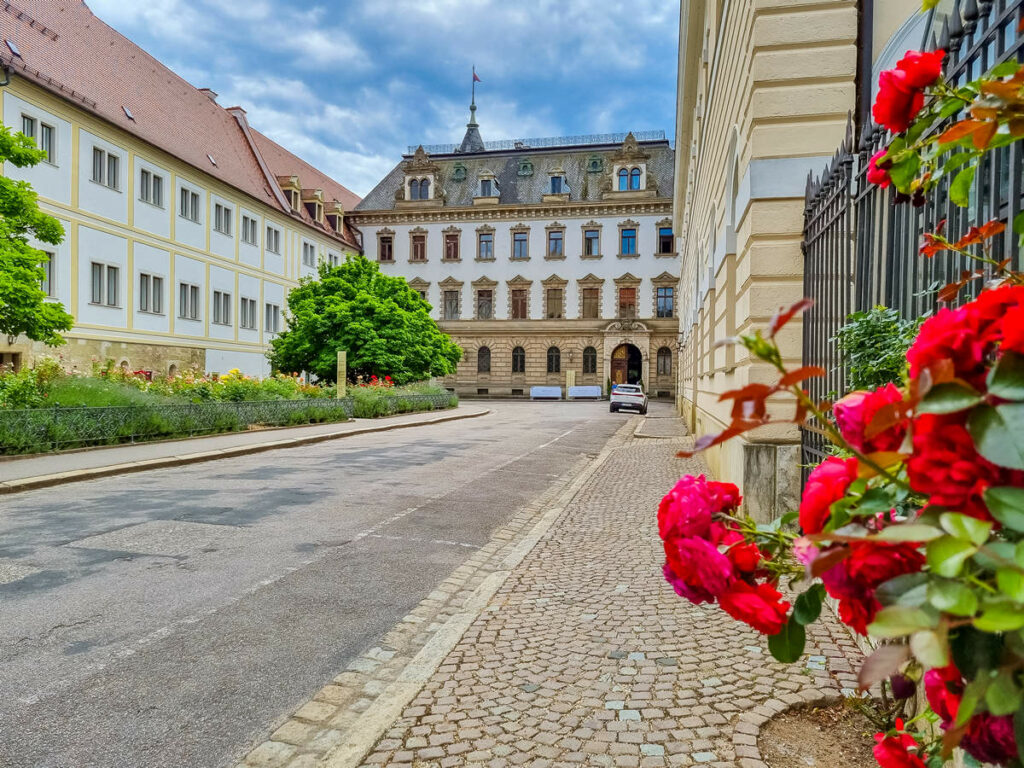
[832,306,921,391]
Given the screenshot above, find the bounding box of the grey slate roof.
[355,137,674,212]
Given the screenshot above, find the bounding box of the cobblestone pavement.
[243,415,861,768]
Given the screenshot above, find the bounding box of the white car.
[610,384,648,414]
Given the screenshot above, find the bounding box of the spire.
[459,66,485,153]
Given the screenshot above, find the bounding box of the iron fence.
[801,0,1024,477]
[0,393,457,455]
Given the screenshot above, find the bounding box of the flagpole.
[472,64,476,107]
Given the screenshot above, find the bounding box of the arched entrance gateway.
[611,343,643,386]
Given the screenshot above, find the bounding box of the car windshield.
[617,386,640,393]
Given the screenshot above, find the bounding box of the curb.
[733,691,840,768]
[318,416,637,768]
[0,408,491,495]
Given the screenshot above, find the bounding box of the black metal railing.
[801,0,1024,477]
[0,393,457,455]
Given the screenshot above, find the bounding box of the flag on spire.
[473,70,481,83]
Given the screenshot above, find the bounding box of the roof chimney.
[198,88,218,102]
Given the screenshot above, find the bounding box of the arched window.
[657,346,673,376]
[420,178,430,199]
[547,346,561,374]
[477,346,491,373]
[617,168,629,191]
[168,364,178,378]
[629,167,641,190]
[582,346,597,375]
[512,346,526,374]
[409,179,420,200]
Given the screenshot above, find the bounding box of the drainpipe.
[856,0,874,134]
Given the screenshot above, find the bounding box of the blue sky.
[85,0,679,198]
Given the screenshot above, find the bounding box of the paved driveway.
[0,401,656,768]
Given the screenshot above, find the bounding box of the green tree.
[0,125,72,345]
[269,254,461,384]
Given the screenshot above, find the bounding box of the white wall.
[205,347,269,377]
[77,226,128,327]
[3,92,73,206]
[133,242,171,334]
[174,254,205,338]
[78,129,128,223]
[132,155,172,239]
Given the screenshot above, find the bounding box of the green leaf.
[875,524,944,542]
[940,512,994,546]
[1014,211,1024,250]
[911,629,950,668]
[928,580,979,616]
[986,671,1023,716]
[951,165,977,207]
[939,98,968,120]
[939,152,976,177]
[868,606,938,638]
[919,382,983,415]
[968,405,1024,471]
[974,600,1024,632]
[922,0,940,11]
[876,572,930,607]
[889,153,921,190]
[793,584,825,626]
[985,486,1024,532]
[997,568,1024,603]
[990,60,1022,78]
[956,676,989,727]
[851,487,897,517]
[927,536,979,578]
[768,616,806,663]
[988,352,1024,402]
[973,541,1018,570]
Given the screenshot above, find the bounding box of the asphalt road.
[0,401,640,768]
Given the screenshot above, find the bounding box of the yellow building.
[0,0,361,377]
[673,0,927,517]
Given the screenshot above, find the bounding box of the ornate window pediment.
[517,158,533,177]
[452,163,467,182]
[586,155,604,173]
[651,271,678,286]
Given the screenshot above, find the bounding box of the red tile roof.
[0,0,361,249]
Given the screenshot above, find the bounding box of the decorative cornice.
[348,199,671,227]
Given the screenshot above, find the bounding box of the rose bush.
[658,36,1024,768]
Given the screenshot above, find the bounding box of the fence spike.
[950,0,964,50]
[963,0,979,33]
[939,16,951,52]
[858,125,872,152]
[844,112,854,153]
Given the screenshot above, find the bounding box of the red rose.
[799,456,859,534]
[834,383,906,454]
[907,306,990,387]
[707,480,741,512]
[664,536,734,599]
[845,541,925,590]
[663,562,717,605]
[726,541,762,574]
[907,414,1000,519]
[1001,304,1024,354]
[924,664,962,727]
[657,475,715,541]
[821,560,878,635]
[873,720,926,768]
[962,713,1019,765]
[867,148,892,188]
[872,50,944,133]
[718,580,790,635]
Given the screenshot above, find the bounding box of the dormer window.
[617,167,643,191]
[480,178,493,197]
[551,176,563,194]
[409,177,431,200]
[289,190,300,211]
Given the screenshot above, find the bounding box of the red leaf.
[866,400,911,439]
[767,298,813,339]
[779,366,826,387]
[676,417,770,457]
[956,219,1006,249]
[937,280,967,303]
[858,644,911,691]
[718,383,776,402]
[920,232,948,258]
[938,119,988,145]
[810,545,850,577]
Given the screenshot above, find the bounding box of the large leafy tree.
[269,254,461,384]
[0,126,72,346]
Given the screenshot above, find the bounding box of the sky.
[84,0,680,199]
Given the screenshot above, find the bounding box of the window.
[327,252,340,267]
[411,233,426,262]
[513,231,529,260]
[619,287,637,318]
[91,147,119,190]
[477,232,494,260]
[180,188,200,222]
[443,289,460,320]
[512,346,526,374]
[546,288,563,319]
[657,347,673,376]
[511,289,528,319]
[214,203,233,235]
[617,168,629,191]
[476,289,493,320]
[138,273,164,314]
[550,176,563,194]
[410,177,431,200]
[620,228,637,255]
[547,346,561,374]
[547,230,563,258]
[242,215,258,245]
[21,114,34,140]
[379,235,394,262]
[583,346,598,375]
[302,242,316,266]
[416,289,427,301]
[477,346,491,373]
[582,287,601,319]
[630,167,641,190]
[444,233,460,261]
[584,229,600,257]
[40,251,55,297]
[212,290,231,325]
[658,227,674,254]
[139,169,163,207]
[480,178,493,197]
[266,225,281,254]
[265,302,281,333]
[657,286,675,318]
[240,297,258,329]
[178,282,200,320]
[39,123,54,163]
[90,262,119,306]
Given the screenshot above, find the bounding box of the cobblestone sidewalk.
[241,416,861,768]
